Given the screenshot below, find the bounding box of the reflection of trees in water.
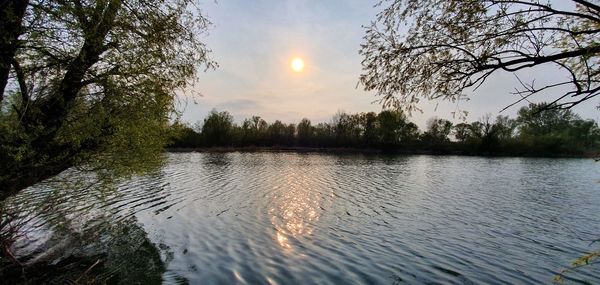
[2,215,169,284]
[0,171,180,284]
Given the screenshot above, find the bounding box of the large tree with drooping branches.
[0,0,215,200]
[360,0,600,114]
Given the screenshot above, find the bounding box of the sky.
[179,0,600,128]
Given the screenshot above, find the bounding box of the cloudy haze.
[179,0,600,128]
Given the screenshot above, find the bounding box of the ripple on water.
[6,153,600,284]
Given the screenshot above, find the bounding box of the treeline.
[169,103,600,156]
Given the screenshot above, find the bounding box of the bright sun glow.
[291,57,304,72]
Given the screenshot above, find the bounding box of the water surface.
[9,153,600,284]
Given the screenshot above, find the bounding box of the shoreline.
[166,146,599,159]
[167,146,385,154]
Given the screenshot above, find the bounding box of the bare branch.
[360,0,600,113]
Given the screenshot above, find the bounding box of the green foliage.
[360,0,600,112]
[377,110,407,146]
[422,117,453,143]
[332,111,361,146]
[361,112,378,146]
[297,118,314,146]
[515,103,600,155]
[201,109,234,147]
[0,0,214,198]
[168,103,600,157]
[239,116,269,146]
[168,121,203,148]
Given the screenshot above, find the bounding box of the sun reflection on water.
[269,172,328,250]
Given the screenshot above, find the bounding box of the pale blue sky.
[179,0,599,128]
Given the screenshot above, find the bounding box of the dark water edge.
[1,219,166,284]
[167,146,600,158]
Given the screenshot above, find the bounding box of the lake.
[6,152,600,284]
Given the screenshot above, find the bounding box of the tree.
[400,122,420,143]
[360,112,379,146]
[168,121,202,148]
[267,120,288,146]
[284,123,296,146]
[0,0,214,199]
[453,123,471,143]
[472,114,514,152]
[517,103,577,137]
[360,0,600,113]
[297,118,313,146]
[515,102,584,153]
[201,110,234,147]
[332,111,360,146]
[377,109,408,146]
[568,118,600,149]
[165,107,598,157]
[241,116,268,146]
[314,122,335,147]
[493,115,518,142]
[422,117,453,143]
[0,0,28,102]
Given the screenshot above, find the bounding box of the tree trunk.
[0,0,29,103]
[0,0,122,202]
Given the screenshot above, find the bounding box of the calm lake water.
[7,152,600,284]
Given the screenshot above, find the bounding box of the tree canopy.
[360,0,600,113]
[0,0,214,199]
[169,105,600,156]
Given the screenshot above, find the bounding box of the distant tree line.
[169,103,600,157]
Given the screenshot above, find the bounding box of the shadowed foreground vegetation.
[0,219,166,285]
[170,103,600,157]
[0,176,175,284]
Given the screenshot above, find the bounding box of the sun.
[291,57,304,72]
